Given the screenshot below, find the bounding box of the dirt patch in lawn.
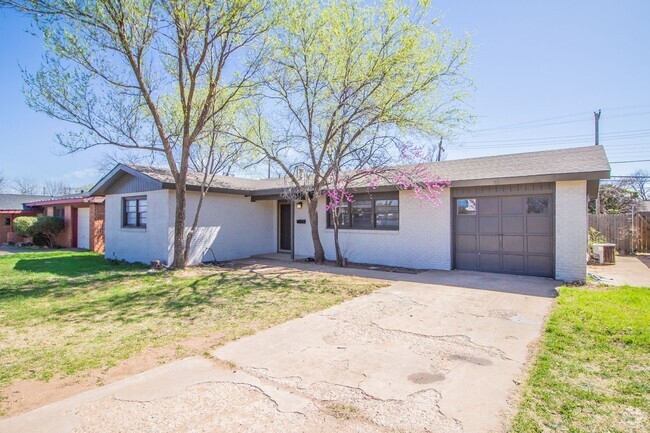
[3,332,224,418]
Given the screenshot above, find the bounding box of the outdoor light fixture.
[296,201,303,209]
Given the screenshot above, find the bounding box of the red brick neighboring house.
[23,194,106,252]
[0,194,49,245]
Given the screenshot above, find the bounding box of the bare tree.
[42,180,70,196]
[3,0,272,268]
[97,150,163,175]
[11,177,40,194]
[236,0,470,263]
[0,171,5,193]
[620,170,649,201]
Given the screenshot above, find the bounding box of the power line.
[610,159,650,164]
[467,109,650,136]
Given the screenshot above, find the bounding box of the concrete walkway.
[0,267,558,433]
[588,255,650,287]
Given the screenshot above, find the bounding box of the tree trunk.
[307,199,325,263]
[184,187,209,265]
[172,182,188,269]
[333,223,343,266]
[332,209,343,266]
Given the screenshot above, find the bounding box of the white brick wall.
[106,189,275,265]
[105,189,170,264]
[293,189,452,270]
[167,191,276,265]
[555,180,588,282]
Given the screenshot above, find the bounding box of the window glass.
[351,199,372,228]
[338,204,350,227]
[53,208,65,218]
[123,197,146,227]
[4,218,10,226]
[375,199,399,228]
[527,197,549,214]
[327,194,399,230]
[457,199,477,215]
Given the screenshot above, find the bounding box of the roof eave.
[449,170,610,188]
[90,164,164,196]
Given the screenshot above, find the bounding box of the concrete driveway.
[0,267,557,433]
[588,255,650,287]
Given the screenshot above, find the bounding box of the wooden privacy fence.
[589,213,650,253]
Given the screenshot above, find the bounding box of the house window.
[327,193,399,230]
[457,198,477,215]
[123,197,147,228]
[53,207,65,218]
[4,218,10,226]
[527,197,549,214]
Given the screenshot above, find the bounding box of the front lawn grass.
[512,285,650,432]
[0,250,385,413]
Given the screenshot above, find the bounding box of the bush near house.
[12,216,64,247]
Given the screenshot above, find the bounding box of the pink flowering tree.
[324,143,450,266]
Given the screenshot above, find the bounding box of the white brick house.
[90,146,610,282]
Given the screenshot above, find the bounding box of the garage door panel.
[456,252,478,270]
[526,216,552,234]
[502,254,525,272]
[501,216,524,234]
[456,235,476,251]
[479,235,500,252]
[479,253,500,271]
[502,235,524,253]
[479,197,499,215]
[501,197,524,214]
[528,236,552,254]
[527,255,553,275]
[479,217,499,233]
[456,217,476,233]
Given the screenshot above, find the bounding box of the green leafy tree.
[236,0,470,263]
[1,0,273,268]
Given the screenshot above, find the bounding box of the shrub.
[588,227,607,252]
[12,216,38,238]
[12,215,64,247]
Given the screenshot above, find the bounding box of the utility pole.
[436,137,444,161]
[594,109,601,145]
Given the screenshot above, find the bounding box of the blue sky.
[0,0,648,190]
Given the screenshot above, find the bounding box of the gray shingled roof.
[97,146,609,196]
[414,145,610,183]
[0,194,52,211]
[127,164,293,192]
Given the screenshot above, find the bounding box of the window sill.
[324,228,399,235]
[121,226,147,232]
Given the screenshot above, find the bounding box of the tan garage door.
[454,194,554,277]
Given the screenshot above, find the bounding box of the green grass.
[0,250,385,412]
[512,285,650,433]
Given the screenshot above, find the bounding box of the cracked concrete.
[0,267,556,433]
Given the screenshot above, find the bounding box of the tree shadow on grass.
[12,255,146,277]
[3,259,315,326]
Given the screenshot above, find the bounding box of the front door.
[278,203,292,252]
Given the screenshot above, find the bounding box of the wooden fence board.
[588,213,650,253]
